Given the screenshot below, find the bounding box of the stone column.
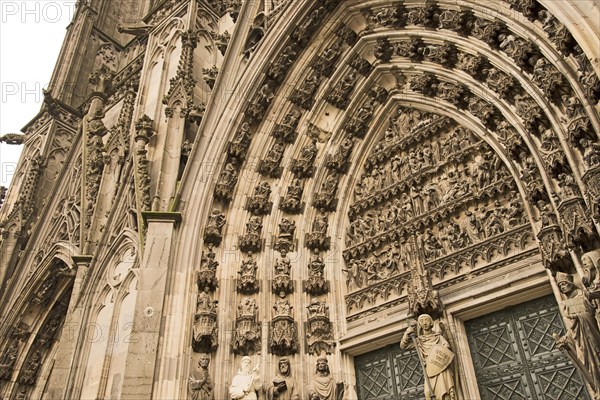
[120,211,181,399]
[45,255,92,400]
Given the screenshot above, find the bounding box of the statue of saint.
[308,358,344,400]
[229,356,262,400]
[267,357,300,400]
[400,314,456,400]
[189,354,214,400]
[553,272,600,390]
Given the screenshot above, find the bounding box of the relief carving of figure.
[237,253,259,294]
[193,287,218,353]
[581,250,600,293]
[553,272,600,391]
[229,356,262,400]
[189,354,214,400]
[327,138,354,172]
[204,210,226,246]
[281,179,304,214]
[400,315,456,400]
[306,253,329,295]
[267,357,300,400]
[308,358,344,400]
[240,217,263,253]
[0,341,19,380]
[292,139,318,178]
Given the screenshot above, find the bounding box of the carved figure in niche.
[232,299,261,355]
[308,358,344,400]
[281,179,304,214]
[247,81,276,123]
[189,354,214,400]
[313,39,343,77]
[237,253,259,294]
[240,216,263,253]
[537,200,558,227]
[553,272,600,391]
[259,141,285,178]
[292,139,317,178]
[579,138,600,168]
[0,341,19,379]
[198,246,219,291]
[247,181,272,215]
[291,6,324,46]
[229,123,251,159]
[307,213,330,251]
[327,138,353,172]
[275,219,296,254]
[229,356,262,399]
[267,357,300,400]
[314,173,339,212]
[290,71,321,110]
[270,295,298,355]
[327,70,358,109]
[273,109,302,143]
[400,314,456,400]
[306,298,335,355]
[268,44,297,83]
[19,350,42,385]
[215,161,239,203]
[422,229,446,260]
[306,253,329,295]
[273,253,294,295]
[193,287,218,353]
[557,173,579,198]
[581,250,600,293]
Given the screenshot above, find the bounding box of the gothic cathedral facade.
[1,0,599,399]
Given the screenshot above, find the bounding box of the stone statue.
[553,272,600,391]
[267,357,300,400]
[229,356,262,400]
[581,249,600,293]
[400,314,456,400]
[189,354,214,400]
[308,358,344,400]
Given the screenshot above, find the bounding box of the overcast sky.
[0,0,74,187]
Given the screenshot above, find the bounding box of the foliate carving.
[291,139,318,178]
[410,73,438,97]
[305,253,329,296]
[204,209,226,246]
[313,39,344,77]
[506,0,541,21]
[455,52,489,81]
[270,297,298,355]
[19,350,43,386]
[85,97,108,228]
[229,123,252,160]
[579,138,600,169]
[214,160,239,203]
[290,71,321,110]
[395,38,425,62]
[237,253,259,295]
[212,30,230,55]
[306,213,330,252]
[272,109,302,143]
[326,138,354,173]
[335,23,358,46]
[240,216,263,253]
[472,18,507,48]
[306,299,335,355]
[197,246,219,291]
[437,82,469,109]
[365,5,406,28]
[582,166,600,222]
[275,220,296,255]
[539,11,576,57]
[267,44,298,84]
[467,97,497,128]
[313,173,340,212]
[438,9,474,36]
[499,34,541,72]
[202,65,218,89]
[272,255,294,296]
[36,300,68,348]
[326,70,358,110]
[562,96,597,147]
[247,182,273,215]
[557,197,597,250]
[258,141,286,178]
[423,43,457,68]
[374,38,393,63]
[514,94,548,134]
[532,58,569,105]
[133,115,154,212]
[407,4,438,28]
[497,120,529,160]
[232,297,261,355]
[192,288,218,353]
[281,179,304,214]
[575,48,600,105]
